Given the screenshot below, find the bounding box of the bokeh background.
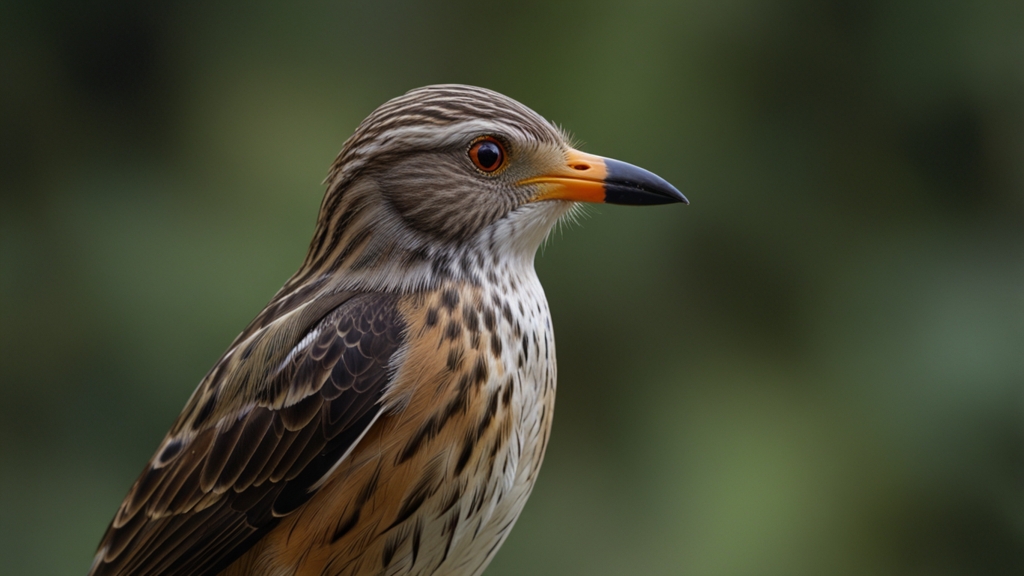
[2,1,1023,574]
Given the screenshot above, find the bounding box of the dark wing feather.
[89,293,406,576]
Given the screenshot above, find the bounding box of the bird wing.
[89,292,407,576]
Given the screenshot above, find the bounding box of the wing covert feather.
[89,293,406,576]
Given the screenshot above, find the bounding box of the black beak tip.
[603,158,688,206]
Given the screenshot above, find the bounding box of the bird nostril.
[571,164,590,171]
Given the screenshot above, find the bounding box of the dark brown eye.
[469,137,506,173]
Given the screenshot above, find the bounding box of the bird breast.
[231,263,557,576]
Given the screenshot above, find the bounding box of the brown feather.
[89,294,406,576]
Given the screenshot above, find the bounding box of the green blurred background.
[2,1,1023,574]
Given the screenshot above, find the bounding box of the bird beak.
[520,148,688,205]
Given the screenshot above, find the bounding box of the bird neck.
[296,198,572,297]
[222,200,570,359]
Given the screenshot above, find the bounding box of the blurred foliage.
[1,0,1023,574]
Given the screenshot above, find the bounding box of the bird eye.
[469,137,506,173]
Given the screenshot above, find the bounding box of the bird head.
[294,85,686,294]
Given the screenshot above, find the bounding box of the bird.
[88,84,687,576]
